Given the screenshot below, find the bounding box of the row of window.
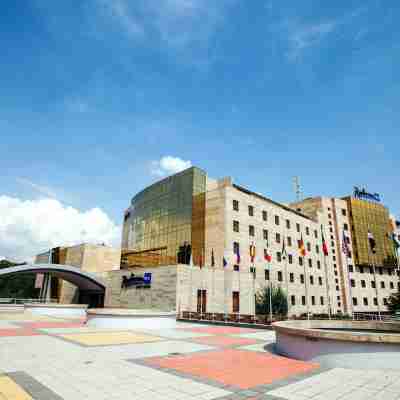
[232,200,317,236]
[350,279,398,290]
[290,295,325,306]
[352,297,388,306]
[348,265,397,276]
[264,270,324,285]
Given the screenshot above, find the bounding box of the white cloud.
[151,156,192,176]
[16,178,57,198]
[286,21,338,60]
[0,196,121,262]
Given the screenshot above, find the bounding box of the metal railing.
[0,298,59,305]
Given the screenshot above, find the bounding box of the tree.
[255,285,288,317]
[387,292,400,314]
[0,260,39,299]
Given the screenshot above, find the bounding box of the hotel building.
[122,167,337,316]
[291,195,399,316]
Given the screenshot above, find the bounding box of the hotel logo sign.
[353,186,381,203]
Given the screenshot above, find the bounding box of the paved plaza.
[0,312,399,399]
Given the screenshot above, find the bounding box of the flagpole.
[344,252,354,320]
[269,259,273,324]
[303,254,309,320]
[323,253,331,320]
[368,229,381,320]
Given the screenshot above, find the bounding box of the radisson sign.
[353,186,381,203]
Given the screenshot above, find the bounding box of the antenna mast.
[293,176,302,202]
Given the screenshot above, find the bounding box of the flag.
[321,225,329,256]
[390,232,400,251]
[211,249,215,267]
[264,248,272,263]
[298,234,306,257]
[234,245,240,264]
[223,256,228,268]
[368,230,376,254]
[342,231,350,258]
[281,238,287,260]
[249,243,256,263]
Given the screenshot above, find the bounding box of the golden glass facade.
[121,167,206,268]
[345,197,396,267]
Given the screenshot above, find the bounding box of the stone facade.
[102,266,177,311]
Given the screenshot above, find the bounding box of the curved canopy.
[0,263,106,292]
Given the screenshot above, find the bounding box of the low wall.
[273,320,400,369]
[24,303,88,318]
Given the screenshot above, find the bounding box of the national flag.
[199,249,203,269]
[234,244,240,264]
[211,249,215,267]
[342,231,350,258]
[368,230,376,254]
[281,238,287,260]
[249,243,256,263]
[298,234,306,257]
[264,248,272,263]
[321,225,329,256]
[223,256,228,268]
[389,233,400,251]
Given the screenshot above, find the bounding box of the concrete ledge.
[24,303,88,318]
[273,320,400,369]
[87,308,177,329]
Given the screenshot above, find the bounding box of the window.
[390,282,394,289]
[383,298,388,306]
[291,295,296,306]
[310,275,314,285]
[311,296,315,305]
[348,265,354,272]
[233,220,239,232]
[286,219,290,229]
[363,298,368,306]
[319,277,323,286]
[296,223,300,233]
[388,269,393,276]
[287,236,292,246]
[232,291,240,313]
[328,213,332,219]
[277,252,282,262]
[248,205,254,216]
[334,271,338,276]
[249,225,255,237]
[379,267,383,275]
[308,259,312,268]
[353,297,358,306]
[373,297,378,306]
[314,230,318,239]
[288,254,293,264]
[315,245,320,254]
[299,257,303,266]
[234,265,239,271]
[278,271,283,281]
[302,296,306,305]
[265,270,270,280]
[275,215,280,225]
[351,279,355,287]
[276,233,281,243]
[369,267,373,274]
[317,260,321,269]
[329,227,333,233]
[320,296,324,305]
[290,273,294,282]
[300,274,304,284]
[359,266,364,273]
[335,278,339,283]
[338,302,341,308]
[307,242,311,252]
[262,210,267,221]
[342,209,346,216]
[361,280,366,288]
[371,281,376,288]
[332,249,336,254]
[306,227,310,235]
[344,223,348,231]
[333,256,336,261]
[336,285,340,291]
[233,200,239,211]
[381,281,385,289]
[263,229,268,240]
[233,242,240,254]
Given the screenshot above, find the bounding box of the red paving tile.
[0,328,40,337]
[21,321,84,329]
[190,335,259,347]
[146,349,319,389]
[180,326,257,335]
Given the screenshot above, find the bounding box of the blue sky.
[1,1,399,259]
